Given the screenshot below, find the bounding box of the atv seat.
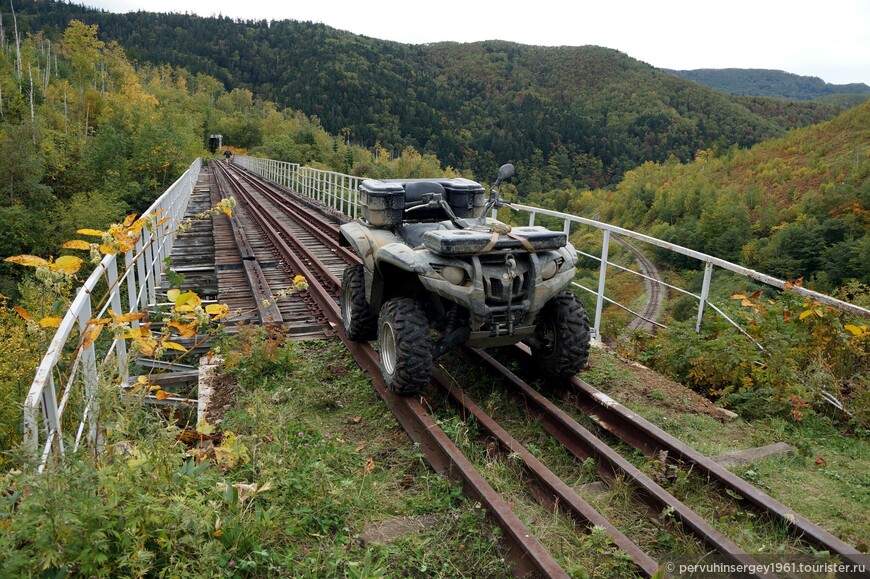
[403,181,449,221]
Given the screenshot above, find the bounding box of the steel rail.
[212,163,283,323]
[503,342,867,569]
[460,348,771,577]
[431,371,661,576]
[225,167,865,576]
[228,166,360,265]
[234,174,571,577]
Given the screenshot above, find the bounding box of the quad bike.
[338,164,591,395]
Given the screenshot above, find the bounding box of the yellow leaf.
[12,306,31,321]
[61,240,92,251]
[162,340,188,353]
[112,311,147,323]
[81,325,104,350]
[167,319,197,338]
[799,310,814,320]
[813,308,824,318]
[76,228,105,237]
[844,324,864,336]
[175,291,201,308]
[364,456,375,473]
[128,218,147,235]
[205,303,229,319]
[98,244,116,255]
[135,338,157,357]
[123,213,138,227]
[731,293,747,300]
[154,389,178,400]
[196,419,216,435]
[167,289,181,303]
[155,217,170,227]
[741,298,753,307]
[50,255,84,275]
[39,317,63,329]
[4,255,49,268]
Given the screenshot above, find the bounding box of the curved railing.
[23,159,202,471]
[237,155,870,343]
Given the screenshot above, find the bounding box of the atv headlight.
[541,258,561,280]
[440,265,466,285]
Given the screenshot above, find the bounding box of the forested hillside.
[666,68,870,101]
[0,13,448,299]
[557,100,870,291]
[10,0,846,191]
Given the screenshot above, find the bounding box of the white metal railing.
[23,158,202,470]
[238,156,870,343]
[235,156,363,219]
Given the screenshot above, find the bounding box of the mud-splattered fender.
[373,243,435,276]
[338,221,380,271]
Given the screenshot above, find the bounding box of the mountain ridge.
[664,68,870,101]
[10,0,848,188]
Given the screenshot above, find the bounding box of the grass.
[573,348,870,552]
[434,345,870,571]
[0,329,513,577]
[2,328,866,576]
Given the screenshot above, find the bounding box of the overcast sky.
[81,0,870,85]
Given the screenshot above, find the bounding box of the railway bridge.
[18,157,870,577]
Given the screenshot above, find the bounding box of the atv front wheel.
[341,264,377,341]
[527,291,591,379]
[378,297,433,395]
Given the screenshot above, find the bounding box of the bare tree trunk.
[44,39,51,92]
[11,1,21,82]
[1,11,6,55]
[83,101,89,155]
[28,63,33,122]
[63,85,68,138]
[0,83,4,119]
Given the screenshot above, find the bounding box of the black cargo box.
[358,178,486,227]
[422,226,567,255]
[359,180,406,227]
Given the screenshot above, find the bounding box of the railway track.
[206,162,866,577]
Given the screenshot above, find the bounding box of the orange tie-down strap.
[474,230,536,255]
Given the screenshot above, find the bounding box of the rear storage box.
[441,179,487,219]
[359,180,406,227]
[359,178,486,227]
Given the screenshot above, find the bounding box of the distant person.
[224,149,232,164]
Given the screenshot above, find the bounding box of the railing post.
[78,297,101,454]
[40,375,63,462]
[125,249,141,328]
[593,229,611,341]
[696,261,714,333]
[136,235,149,310]
[106,258,129,382]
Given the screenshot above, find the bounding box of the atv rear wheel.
[378,297,433,395]
[341,264,377,341]
[527,291,590,379]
